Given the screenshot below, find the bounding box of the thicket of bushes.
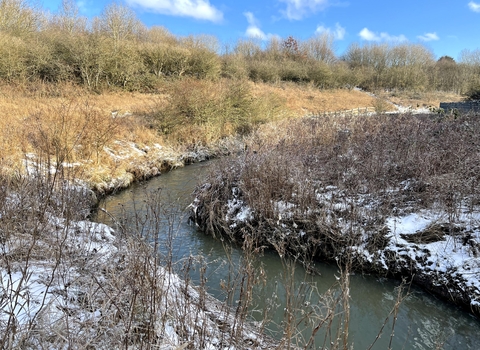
[0,1,223,91]
[0,0,479,96]
[146,78,284,146]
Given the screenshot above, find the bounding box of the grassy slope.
[250,82,378,114]
[0,81,462,192]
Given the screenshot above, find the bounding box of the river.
[93,161,480,349]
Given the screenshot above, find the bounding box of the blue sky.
[40,0,480,60]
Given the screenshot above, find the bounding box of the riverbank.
[191,112,480,318]
[0,82,275,347]
[0,169,283,348]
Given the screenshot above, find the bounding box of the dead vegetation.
[0,79,389,193]
[249,82,380,116]
[0,158,285,349]
[1,0,479,348]
[2,152,381,350]
[374,89,464,110]
[192,110,480,315]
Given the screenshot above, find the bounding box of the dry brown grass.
[1,80,463,190]
[0,83,168,188]
[0,83,163,122]
[250,82,379,115]
[375,89,463,109]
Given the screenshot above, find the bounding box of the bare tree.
[344,42,434,90]
[234,38,262,58]
[303,32,337,64]
[144,25,177,45]
[94,2,143,48]
[387,44,434,90]
[459,49,480,98]
[180,34,219,53]
[459,49,480,66]
[0,0,41,36]
[51,0,87,34]
[265,36,282,60]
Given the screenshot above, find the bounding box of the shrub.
[185,47,221,80]
[0,33,28,81]
[278,59,309,83]
[25,36,61,82]
[140,42,191,77]
[372,97,391,114]
[149,78,284,145]
[465,85,480,100]
[33,30,80,83]
[248,59,280,83]
[307,60,332,88]
[194,112,480,268]
[221,54,249,80]
[329,61,359,89]
[103,39,145,90]
[22,100,118,165]
[41,32,110,90]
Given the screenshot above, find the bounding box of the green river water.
[93,161,480,349]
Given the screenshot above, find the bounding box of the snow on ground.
[214,182,480,315]
[0,212,119,342]
[1,185,276,349]
[225,187,254,228]
[381,210,480,308]
[390,104,432,114]
[354,87,433,115]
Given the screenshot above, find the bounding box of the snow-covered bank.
[0,176,278,348]
[93,136,244,196]
[193,182,480,317]
[20,134,245,201]
[377,211,480,312]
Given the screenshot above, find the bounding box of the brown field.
[374,89,464,109]
[0,83,161,118]
[0,81,462,186]
[250,82,380,115]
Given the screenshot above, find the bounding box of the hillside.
[0,83,403,188]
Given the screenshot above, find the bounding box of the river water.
[93,161,480,349]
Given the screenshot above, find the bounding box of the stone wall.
[439,101,480,113]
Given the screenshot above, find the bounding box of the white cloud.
[358,28,407,43]
[417,32,439,42]
[126,0,223,22]
[358,28,377,41]
[315,23,346,40]
[244,12,278,41]
[244,12,267,40]
[468,1,480,12]
[279,0,330,20]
